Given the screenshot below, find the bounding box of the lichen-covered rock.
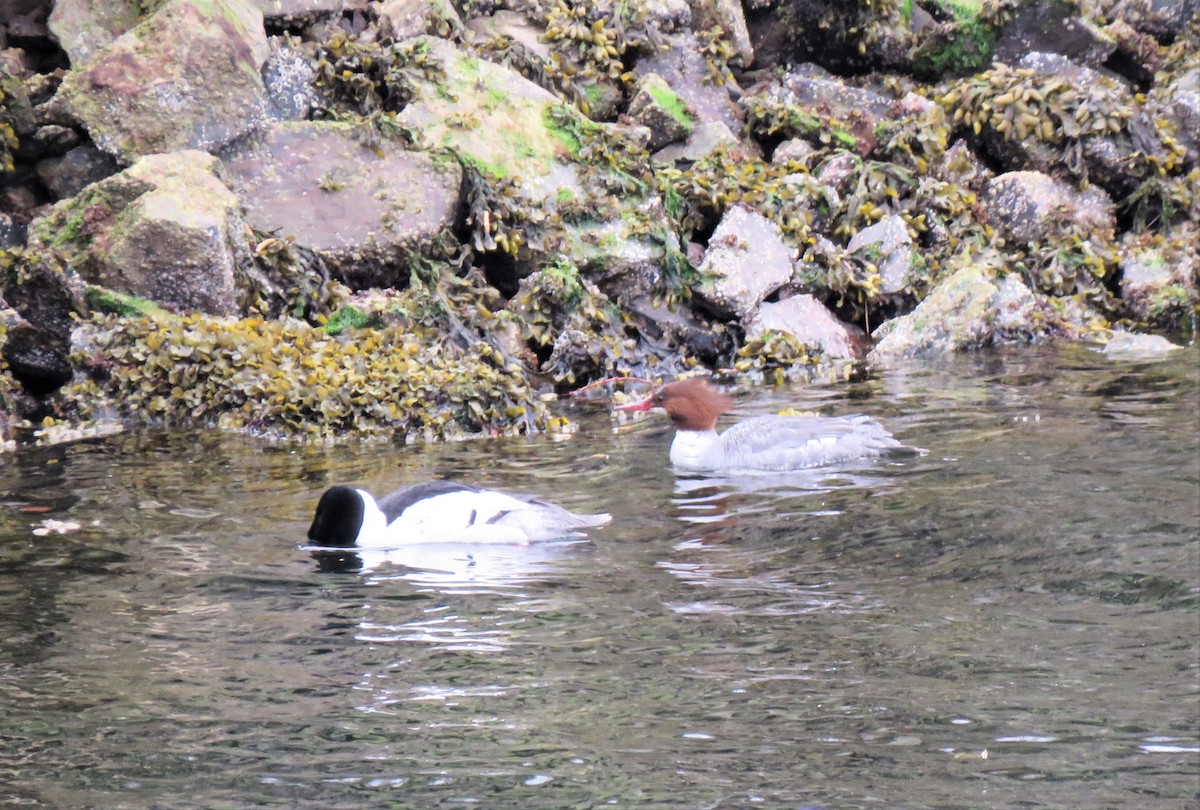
[362,36,673,288]
[1117,227,1200,329]
[746,293,868,361]
[48,0,144,66]
[633,31,744,134]
[983,170,1117,298]
[694,204,795,321]
[29,150,247,315]
[219,120,463,289]
[50,0,339,65]
[868,261,1039,363]
[626,73,694,151]
[51,0,271,163]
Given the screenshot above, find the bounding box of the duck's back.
[716,414,902,471]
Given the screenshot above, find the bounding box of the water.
[1,345,1197,809]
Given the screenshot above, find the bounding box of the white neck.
[354,489,388,546]
[670,429,720,470]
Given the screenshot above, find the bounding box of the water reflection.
[1,345,1196,808]
[311,537,591,591]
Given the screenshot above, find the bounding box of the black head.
[307,486,365,547]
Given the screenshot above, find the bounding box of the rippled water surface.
[2,345,1198,809]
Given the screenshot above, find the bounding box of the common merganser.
[307,481,611,547]
[616,377,905,472]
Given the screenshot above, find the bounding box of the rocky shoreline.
[1,0,1196,448]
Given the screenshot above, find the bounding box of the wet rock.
[869,263,1038,363]
[624,296,733,366]
[28,150,247,315]
[912,0,1113,78]
[984,170,1115,248]
[50,0,271,163]
[993,2,1116,69]
[36,144,121,199]
[0,253,84,396]
[220,120,462,289]
[746,0,911,73]
[634,32,744,134]
[694,204,795,322]
[652,120,750,165]
[1117,228,1200,330]
[846,214,915,296]
[626,73,694,151]
[1101,330,1183,358]
[746,293,868,361]
[1098,0,1200,41]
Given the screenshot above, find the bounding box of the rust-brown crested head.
[645,377,732,431]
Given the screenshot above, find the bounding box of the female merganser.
[617,377,904,472]
[307,481,610,547]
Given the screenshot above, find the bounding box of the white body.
[668,414,902,472]
[354,488,609,547]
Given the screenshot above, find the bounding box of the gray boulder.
[746,294,868,361]
[869,263,1038,363]
[846,215,915,296]
[984,171,1115,248]
[694,205,795,322]
[28,150,247,315]
[220,121,463,289]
